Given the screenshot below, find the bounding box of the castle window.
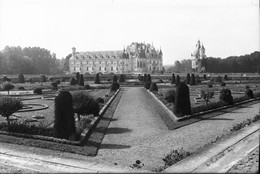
[111,67,113,71]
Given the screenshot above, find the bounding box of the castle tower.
[191,40,206,72]
[72,47,76,57]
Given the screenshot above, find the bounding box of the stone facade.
[191,40,206,72]
[69,42,163,74]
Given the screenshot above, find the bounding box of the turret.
[72,47,76,56]
[199,44,206,59]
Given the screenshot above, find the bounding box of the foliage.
[2,82,14,95]
[48,76,54,82]
[196,75,201,84]
[190,73,196,85]
[111,82,120,91]
[147,74,152,82]
[175,75,180,86]
[113,75,118,83]
[84,84,90,90]
[149,82,158,92]
[143,74,147,83]
[2,76,11,82]
[163,148,191,167]
[70,77,77,85]
[94,73,101,84]
[219,88,233,105]
[78,74,84,86]
[119,74,125,82]
[138,74,143,82]
[54,90,76,139]
[76,72,80,83]
[18,86,25,90]
[174,82,191,117]
[224,74,228,80]
[18,73,25,83]
[51,82,58,89]
[171,73,175,84]
[214,76,222,83]
[55,79,61,84]
[40,75,47,83]
[186,73,190,84]
[33,88,42,94]
[164,89,175,103]
[245,88,254,98]
[144,82,151,89]
[0,96,23,128]
[220,82,226,86]
[96,97,105,104]
[71,91,100,120]
[203,74,207,80]
[207,82,213,88]
[230,115,260,132]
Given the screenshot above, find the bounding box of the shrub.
[208,82,213,88]
[26,78,34,83]
[18,73,25,83]
[2,82,14,95]
[175,75,180,86]
[96,97,105,103]
[174,82,191,117]
[196,75,201,84]
[2,76,11,82]
[78,74,84,86]
[164,89,175,103]
[163,148,191,167]
[224,74,228,80]
[147,74,152,82]
[72,91,100,121]
[149,83,158,92]
[119,74,125,83]
[94,73,101,84]
[33,88,42,94]
[84,84,90,89]
[76,72,80,83]
[245,88,254,98]
[40,75,47,83]
[220,82,226,86]
[186,73,190,84]
[171,73,175,84]
[48,76,54,82]
[18,86,25,90]
[190,74,196,85]
[113,75,118,83]
[219,88,233,105]
[111,82,120,91]
[143,74,147,83]
[54,90,76,139]
[51,82,58,89]
[203,74,207,80]
[70,78,77,85]
[214,76,222,83]
[0,96,23,128]
[138,75,143,82]
[144,82,151,89]
[55,79,61,84]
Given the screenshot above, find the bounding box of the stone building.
[69,42,163,74]
[191,40,206,72]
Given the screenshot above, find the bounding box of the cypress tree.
[18,73,25,83]
[175,75,180,86]
[190,73,196,85]
[78,74,84,86]
[94,73,100,84]
[186,73,190,84]
[174,82,191,117]
[54,91,76,139]
[171,73,175,84]
[76,72,80,84]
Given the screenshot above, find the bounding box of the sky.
[0,0,259,65]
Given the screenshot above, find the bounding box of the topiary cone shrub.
[203,74,207,80]
[147,74,152,82]
[224,75,228,80]
[76,72,80,84]
[219,88,233,105]
[174,82,191,117]
[245,86,254,98]
[119,74,125,83]
[54,90,76,140]
[70,78,77,85]
[113,75,118,83]
[0,96,23,129]
[186,73,190,84]
[171,73,175,84]
[190,74,196,85]
[94,73,101,84]
[111,82,120,91]
[165,89,175,103]
[196,75,201,84]
[40,75,47,83]
[78,74,84,86]
[18,73,25,83]
[2,82,14,95]
[175,75,180,86]
[149,82,158,92]
[143,74,147,83]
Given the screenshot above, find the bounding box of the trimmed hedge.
[174,82,191,117]
[149,83,158,92]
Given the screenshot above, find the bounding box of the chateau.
[191,40,206,72]
[69,42,163,74]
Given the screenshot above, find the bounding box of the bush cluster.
[40,75,47,83]
[245,86,254,98]
[149,83,158,92]
[111,82,120,91]
[33,88,42,94]
[219,88,233,105]
[70,78,77,85]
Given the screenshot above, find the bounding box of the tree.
[2,82,14,95]
[70,78,77,85]
[171,73,175,84]
[76,72,80,84]
[78,74,84,86]
[186,73,190,84]
[175,75,180,86]
[0,96,23,129]
[94,73,100,84]
[54,91,76,139]
[143,74,147,83]
[119,74,125,82]
[18,73,25,83]
[147,74,151,82]
[219,89,233,105]
[190,74,196,85]
[149,82,158,92]
[174,60,181,72]
[113,75,118,83]
[174,82,191,117]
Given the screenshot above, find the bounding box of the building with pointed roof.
[191,40,206,72]
[69,42,163,74]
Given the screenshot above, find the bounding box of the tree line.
[0,46,66,74]
[168,51,260,73]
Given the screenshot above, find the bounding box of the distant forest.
[168,51,260,73]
